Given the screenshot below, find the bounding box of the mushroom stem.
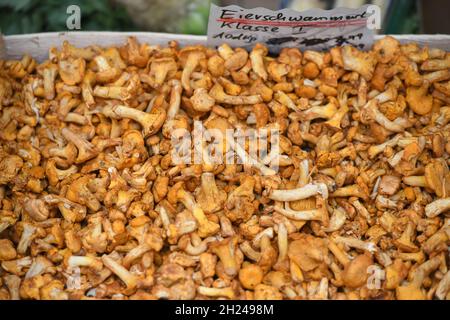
[181,53,200,93]
[101,255,138,290]
[376,195,400,210]
[122,243,152,268]
[231,140,276,176]
[101,104,165,137]
[274,205,323,221]
[276,223,288,263]
[177,188,220,237]
[435,271,450,300]
[349,198,372,223]
[396,255,442,300]
[17,223,37,255]
[328,240,350,267]
[360,100,407,132]
[43,194,86,223]
[332,184,367,199]
[167,80,182,120]
[403,176,428,187]
[184,240,207,256]
[252,227,274,248]
[368,134,401,159]
[314,278,329,300]
[269,183,328,201]
[61,127,99,163]
[4,274,21,300]
[209,83,262,105]
[210,237,238,277]
[275,91,300,112]
[250,45,268,80]
[324,207,346,232]
[334,236,377,253]
[197,286,235,299]
[298,159,309,187]
[25,257,53,279]
[302,101,337,121]
[68,255,103,271]
[423,225,449,254]
[150,58,177,87]
[425,198,450,218]
[374,86,397,103]
[240,241,261,262]
[392,222,419,252]
[394,251,425,263]
[325,101,348,129]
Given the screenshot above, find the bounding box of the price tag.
[207,4,376,52]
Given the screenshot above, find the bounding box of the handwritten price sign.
[207,4,378,52]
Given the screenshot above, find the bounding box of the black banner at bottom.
[0,299,440,319]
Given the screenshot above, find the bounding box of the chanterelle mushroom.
[342,45,376,80]
[0,36,448,301]
[100,104,166,137]
[195,173,226,213]
[178,46,205,94]
[288,234,328,272]
[149,57,177,88]
[406,81,433,115]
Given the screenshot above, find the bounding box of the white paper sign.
[207,4,375,52]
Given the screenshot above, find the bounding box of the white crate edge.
[2,31,450,62]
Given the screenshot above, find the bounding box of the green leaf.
[11,0,34,11]
[19,15,32,33]
[30,11,44,31]
[87,0,108,13]
[0,0,137,34]
[0,12,21,34]
[46,8,70,30]
[180,12,207,35]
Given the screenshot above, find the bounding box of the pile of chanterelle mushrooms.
[0,36,449,300]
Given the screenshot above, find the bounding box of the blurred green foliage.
[383,0,420,34]
[0,0,137,35]
[179,1,212,35]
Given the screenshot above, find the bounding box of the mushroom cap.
[59,58,86,85]
[204,115,233,133]
[434,81,450,96]
[359,99,378,124]
[23,198,49,222]
[209,235,237,250]
[406,82,433,115]
[278,47,303,68]
[150,57,178,75]
[254,284,283,300]
[190,88,215,113]
[224,49,249,71]
[342,45,376,80]
[252,43,268,56]
[287,234,328,272]
[195,172,227,213]
[178,46,206,63]
[396,284,426,300]
[373,35,400,64]
[393,236,419,253]
[239,264,263,289]
[342,254,373,288]
[0,239,17,261]
[263,270,292,289]
[425,159,450,197]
